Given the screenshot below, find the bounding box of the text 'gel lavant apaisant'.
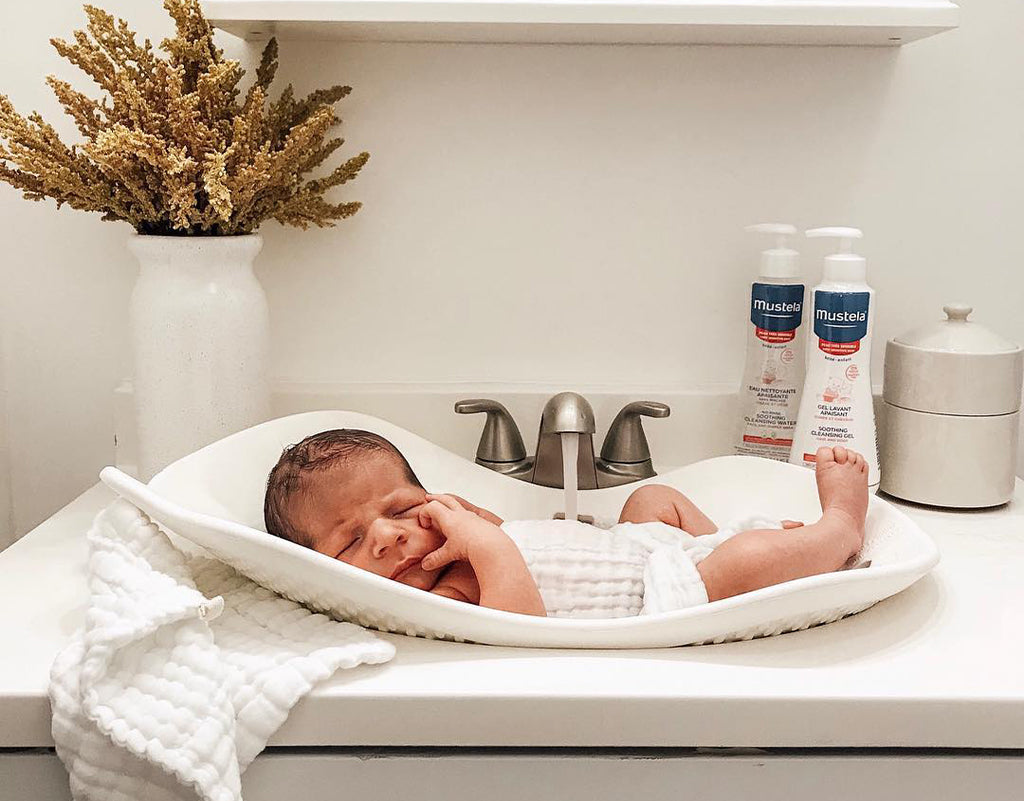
[790,227,880,489]
[734,224,806,462]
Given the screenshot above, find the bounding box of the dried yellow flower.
[0,0,368,235]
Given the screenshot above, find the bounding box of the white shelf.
[204,1,959,46]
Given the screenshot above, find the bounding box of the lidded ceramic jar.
[881,304,1022,508]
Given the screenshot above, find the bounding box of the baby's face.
[289,455,447,591]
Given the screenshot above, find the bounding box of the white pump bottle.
[789,227,880,489]
[734,224,806,461]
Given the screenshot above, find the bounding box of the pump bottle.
[734,224,806,461]
[789,227,880,489]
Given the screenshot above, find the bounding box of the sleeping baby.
[263,429,869,618]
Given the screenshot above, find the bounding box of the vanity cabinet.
[6,749,1023,801]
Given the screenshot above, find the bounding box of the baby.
[263,429,869,618]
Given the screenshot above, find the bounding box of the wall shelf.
[204,1,959,47]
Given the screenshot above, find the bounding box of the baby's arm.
[419,495,545,616]
[430,561,479,604]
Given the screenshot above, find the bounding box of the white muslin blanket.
[49,500,395,801]
[504,515,783,618]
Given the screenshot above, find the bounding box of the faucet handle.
[455,399,528,465]
[600,401,670,465]
[622,401,670,420]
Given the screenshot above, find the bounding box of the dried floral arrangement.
[0,0,368,235]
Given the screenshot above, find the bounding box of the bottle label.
[813,291,870,354]
[750,283,805,344]
[737,282,806,461]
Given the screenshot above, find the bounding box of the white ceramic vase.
[127,234,271,480]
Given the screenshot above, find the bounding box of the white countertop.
[2,481,1023,750]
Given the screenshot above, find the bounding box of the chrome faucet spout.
[538,391,596,435]
[531,393,598,489]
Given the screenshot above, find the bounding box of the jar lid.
[884,304,1023,416]
[893,304,1020,355]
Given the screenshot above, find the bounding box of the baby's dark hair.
[264,428,422,546]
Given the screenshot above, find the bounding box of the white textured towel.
[49,500,395,801]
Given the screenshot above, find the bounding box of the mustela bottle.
[734,224,806,461]
[789,227,880,489]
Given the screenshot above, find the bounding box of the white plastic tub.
[100,411,939,649]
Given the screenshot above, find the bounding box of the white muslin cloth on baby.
[49,500,395,801]
[503,515,782,618]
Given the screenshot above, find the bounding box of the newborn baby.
[263,429,869,618]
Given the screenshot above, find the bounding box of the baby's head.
[264,429,446,590]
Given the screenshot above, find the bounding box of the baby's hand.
[435,493,503,526]
[419,494,507,571]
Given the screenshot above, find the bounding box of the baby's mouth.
[390,556,423,581]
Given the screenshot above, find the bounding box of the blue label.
[813,291,870,343]
[750,283,804,332]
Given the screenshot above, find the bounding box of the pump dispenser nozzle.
[806,226,866,283]
[745,223,799,278]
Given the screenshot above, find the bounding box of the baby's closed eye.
[335,526,365,558]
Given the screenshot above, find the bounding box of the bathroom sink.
[99,410,940,649]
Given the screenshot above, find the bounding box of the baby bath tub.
[100,410,939,648]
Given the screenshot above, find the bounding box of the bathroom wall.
[0,330,12,548]
[1,0,1023,539]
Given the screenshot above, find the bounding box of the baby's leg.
[697,521,853,601]
[618,485,718,536]
[697,446,868,602]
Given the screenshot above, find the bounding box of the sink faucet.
[455,393,670,488]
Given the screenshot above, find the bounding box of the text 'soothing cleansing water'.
[790,227,880,489]
[735,224,806,462]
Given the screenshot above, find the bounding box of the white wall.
[2,0,1022,539]
[0,323,12,548]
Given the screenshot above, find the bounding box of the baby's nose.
[370,521,407,558]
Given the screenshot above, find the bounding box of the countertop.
[2,481,1023,750]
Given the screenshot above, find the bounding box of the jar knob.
[943,303,973,322]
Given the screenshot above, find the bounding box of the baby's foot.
[814,446,869,558]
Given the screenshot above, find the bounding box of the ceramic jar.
[127,234,271,480]
[881,304,1022,508]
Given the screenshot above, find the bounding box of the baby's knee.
[625,484,676,505]
[619,484,685,524]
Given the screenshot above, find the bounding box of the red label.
[803,452,818,462]
[756,327,795,344]
[819,339,860,355]
[743,435,794,446]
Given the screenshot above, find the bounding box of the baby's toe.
[834,446,849,464]
[816,446,836,465]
